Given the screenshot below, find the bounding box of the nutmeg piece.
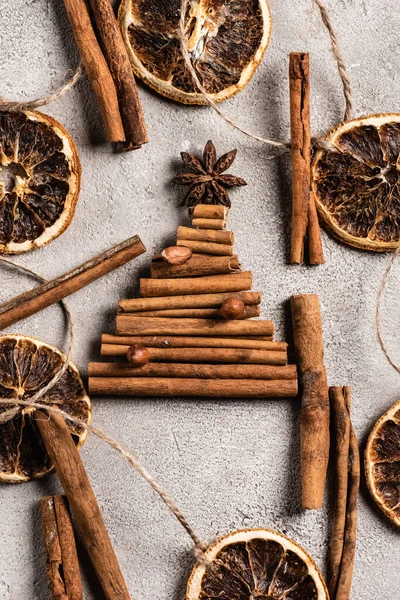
[126,344,150,366]
[220,297,245,320]
[161,246,192,265]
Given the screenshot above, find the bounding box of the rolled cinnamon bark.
[177,239,233,256]
[102,346,286,364]
[41,495,82,600]
[192,205,228,220]
[116,315,274,337]
[308,192,325,265]
[291,293,330,509]
[119,291,260,312]
[124,306,260,319]
[177,226,233,245]
[89,377,298,398]
[102,334,284,350]
[140,272,252,297]
[192,218,226,230]
[150,255,240,278]
[89,362,297,380]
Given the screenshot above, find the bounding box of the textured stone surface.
[0,0,399,598]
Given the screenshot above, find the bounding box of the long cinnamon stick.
[89,377,298,398]
[140,272,252,297]
[177,239,233,256]
[36,412,131,600]
[116,315,274,337]
[88,0,147,150]
[119,291,260,312]
[89,362,297,380]
[102,334,284,350]
[177,226,233,245]
[192,205,228,220]
[308,192,325,264]
[63,0,125,143]
[291,293,330,509]
[41,495,83,600]
[329,386,351,597]
[150,254,240,278]
[0,235,145,331]
[102,346,286,364]
[124,306,259,319]
[192,218,226,230]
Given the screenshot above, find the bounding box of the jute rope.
[376,247,400,375]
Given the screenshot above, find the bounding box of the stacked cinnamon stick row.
[89,205,298,398]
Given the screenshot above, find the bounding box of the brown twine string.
[376,247,400,375]
[0,256,206,555]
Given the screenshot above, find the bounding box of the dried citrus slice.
[312,113,400,251]
[365,400,400,527]
[119,0,272,104]
[0,335,91,482]
[0,110,81,254]
[187,528,329,600]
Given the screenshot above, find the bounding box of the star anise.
[171,140,247,208]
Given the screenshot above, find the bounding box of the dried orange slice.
[119,0,272,104]
[187,528,329,600]
[312,113,400,251]
[0,335,91,482]
[0,110,81,254]
[365,400,400,527]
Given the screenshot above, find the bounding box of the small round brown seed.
[220,297,245,320]
[126,344,150,366]
[161,246,192,265]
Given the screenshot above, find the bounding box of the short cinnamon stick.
[0,235,145,331]
[124,306,259,319]
[36,411,131,600]
[308,192,325,264]
[116,315,274,337]
[63,0,125,143]
[88,0,147,150]
[192,205,228,220]
[192,218,226,230]
[140,272,252,297]
[291,293,330,509]
[89,377,298,398]
[177,226,233,245]
[119,291,260,312]
[150,254,240,278]
[41,495,83,600]
[177,239,233,256]
[102,334,283,350]
[102,346,286,364]
[89,362,297,380]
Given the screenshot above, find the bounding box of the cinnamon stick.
[63,0,125,143]
[88,0,147,150]
[177,239,233,256]
[308,192,325,264]
[89,377,298,398]
[192,205,228,220]
[41,495,83,600]
[36,411,132,600]
[102,334,284,350]
[140,272,252,297]
[119,291,260,312]
[329,386,351,597]
[116,315,274,337]
[150,254,240,278]
[177,226,233,245]
[123,306,259,319]
[289,52,311,264]
[192,218,226,230]
[0,235,145,331]
[89,362,297,380]
[290,293,330,509]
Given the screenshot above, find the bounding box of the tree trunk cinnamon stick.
[291,293,330,509]
[123,306,259,319]
[36,412,132,600]
[177,226,233,245]
[102,334,283,350]
[0,235,145,331]
[89,377,298,398]
[41,495,83,600]
[140,272,252,297]
[63,0,125,143]
[119,290,260,312]
[192,218,226,230]
[329,386,351,597]
[115,315,274,337]
[89,362,297,380]
[150,254,240,278]
[177,239,233,256]
[88,0,148,150]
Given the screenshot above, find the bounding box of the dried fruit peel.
[0,335,91,482]
[365,400,400,527]
[0,110,81,254]
[312,113,400,252]
[119,0,272,104]
[187,528,329,600]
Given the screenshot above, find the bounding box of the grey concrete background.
[0,0,399,598]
